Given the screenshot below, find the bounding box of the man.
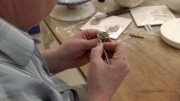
[0,0,130,101]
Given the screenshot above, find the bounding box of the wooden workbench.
[44,0,180,101]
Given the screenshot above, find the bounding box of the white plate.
[81,12,132,39]
[160,18,180,49]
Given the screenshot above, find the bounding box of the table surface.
[44,0,180,101]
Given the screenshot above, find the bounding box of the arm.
[87,42,130,101]
[42,29,130,101]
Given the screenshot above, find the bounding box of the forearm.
[87,94,111,101]
[88,98,110,101]
[41,48,67,74]
[87,86,113,101]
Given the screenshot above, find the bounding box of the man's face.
[0,0,57,31]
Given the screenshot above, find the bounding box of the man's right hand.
[87,42,130,101]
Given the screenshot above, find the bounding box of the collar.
[0,18,34,66]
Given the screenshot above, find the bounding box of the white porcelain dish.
[160,19,180,49]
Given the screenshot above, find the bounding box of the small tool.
[144,24,153,32]
[94,8,130,20]
[129,33,144,39]
[97,32,111,67]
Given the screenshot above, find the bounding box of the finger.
[104,38,112,42]
[109,43,129,72]
[78,29,100,40]
[112,42,128,60]
[103,42,117,53]
[116,42,128,56]
[90,44,104,62]
[83,38,99,50]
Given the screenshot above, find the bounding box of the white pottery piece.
[160,19,180,49]
[50,2,96,21]
[114,0,145,8]
[166,0,180,13]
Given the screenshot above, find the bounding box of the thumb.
[84,39,99,50]
[90,43,104,61]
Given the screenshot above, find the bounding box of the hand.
[87,42,130,101]
[43,29,101,73]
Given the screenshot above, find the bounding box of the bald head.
[0,0,57,31]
